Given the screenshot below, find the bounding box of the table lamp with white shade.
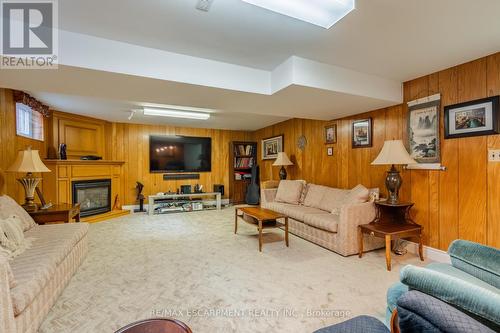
[371,140,416,204]
[272,152,293,180]
[7,147,51,212]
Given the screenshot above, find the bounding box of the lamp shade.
[371,140,416,165]
[272,152,293,166]
[7,148,51,173]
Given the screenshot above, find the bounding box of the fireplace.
[72,179,111,217]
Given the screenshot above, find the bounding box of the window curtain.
[12,90,50,117]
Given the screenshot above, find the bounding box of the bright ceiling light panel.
[143,106,213,120]
[242,0,355,29]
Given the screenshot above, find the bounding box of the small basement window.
[16,103,44,141]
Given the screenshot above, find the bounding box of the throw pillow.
[318,187,350,212]
[0,215,28,258]
[275,180,304,205]
[299,183,309,205]
[0,195,37,231]
[303,184,329,209]
[344,184,370,204]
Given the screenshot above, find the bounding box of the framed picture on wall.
[408,95,441,163]
[325,124,337,144]
[352,118,372,148]
[262,135,283,160]
[444,95,500,139]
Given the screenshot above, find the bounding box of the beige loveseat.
[0,195,88,333]
[261,181,384,256]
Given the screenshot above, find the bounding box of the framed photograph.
[408,97,440,163]
[262,135,283,160]
[444,96,499,139]
[325,124,337,144]
[327,147,333,156]
[352,118,372,148]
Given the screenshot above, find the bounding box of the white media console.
[148,192,222,215]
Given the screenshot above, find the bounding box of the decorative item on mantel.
[371,140,416,204]
[7,147,51,212]
[273,152,293,180]
[58,143,67,160]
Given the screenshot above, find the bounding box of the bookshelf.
[229,141,257,204]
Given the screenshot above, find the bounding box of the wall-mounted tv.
[149,135,212,173]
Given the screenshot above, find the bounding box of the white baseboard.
[404,241,450,263]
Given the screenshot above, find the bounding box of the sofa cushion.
[397,290,497,333]
[275,180,304,205]
[0,195,37,232]
[264,202,324,221]
[9,223,88,316]
[303,213,339,233]
[387,281,408,314]
[345,184,370,204]
[314,315,389,333]
[318,188,350,212]
[0,252,17,288]
[0,215,30,258]
[448,239,500,289]
[400,264,500,325]
[303,184,329,209]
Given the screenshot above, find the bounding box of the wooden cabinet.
[228,141,257,204]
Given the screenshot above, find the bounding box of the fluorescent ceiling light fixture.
[242,0,355,29]
[142,105,213,120]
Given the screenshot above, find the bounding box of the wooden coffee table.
[235,207,289,252]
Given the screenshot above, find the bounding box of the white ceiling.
[1,0,499,130]
[59,0,500,79]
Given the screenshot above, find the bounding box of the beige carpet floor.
[39,208,430,333]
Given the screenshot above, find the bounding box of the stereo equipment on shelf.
[163,174,200,180]
[213,184,224,196]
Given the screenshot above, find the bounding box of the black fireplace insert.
[72,179,111,217]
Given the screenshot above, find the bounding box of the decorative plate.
[297,135,307,150]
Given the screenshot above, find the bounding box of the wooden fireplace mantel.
[41,159,128,222]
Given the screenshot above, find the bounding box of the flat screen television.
[149,135,212,173]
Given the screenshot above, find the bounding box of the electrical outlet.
[488,149,500,162]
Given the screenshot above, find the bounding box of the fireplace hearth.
[72,179,111,217]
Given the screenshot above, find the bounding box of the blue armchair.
[315,240,499,332]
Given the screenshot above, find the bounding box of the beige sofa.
[0,195,88,333]
[261,181,384,256]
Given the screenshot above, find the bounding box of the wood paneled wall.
[1,88,250,206]
[0,89,49,202]
[2,52,499,250]
[107,123,251,205]
[254,52,500,250]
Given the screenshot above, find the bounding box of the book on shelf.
[234,172,251,180]
[234,157,254,168]
[235,144,254,156]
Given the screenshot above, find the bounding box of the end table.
[358,201,424,271]
[28,203,81,225]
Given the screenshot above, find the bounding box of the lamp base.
[279,166,287,180]
[17,174,41,212]
[385,165,402,204]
